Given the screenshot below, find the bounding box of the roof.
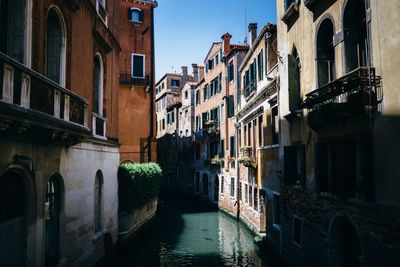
[203,42,222,63]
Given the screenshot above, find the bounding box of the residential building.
[0,0,120,266]
[276,0,400,266]
[119,0,158,164]
[156,68,194,190]
[217,34,249,216]
[236,23,279,236]
[193,34,249,205]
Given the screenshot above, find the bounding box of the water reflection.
[117,196,279,267]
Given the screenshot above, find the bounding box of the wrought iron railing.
[0,51,88,127]
[243,79,257,98]
[302,67,382,110]
[203,120,220,136]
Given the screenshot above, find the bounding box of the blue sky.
[154,0,277,81]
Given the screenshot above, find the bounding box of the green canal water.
[117,194,282,267]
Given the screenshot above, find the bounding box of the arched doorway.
[45,175,63,267]
[329,216,361,267]
[213,175,219,202]
[202,173,209,197]
[343,0,369,73]
[0,170,27,267]
[316,18,335,87]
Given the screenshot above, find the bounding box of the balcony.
[243,79,257,98]
[301,67,382,130]
[0,52,89,145]
[119,72,149,86]
[203,120,220,137]
[238,146,257,168]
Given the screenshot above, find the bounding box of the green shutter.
[288,54,301,112]
[227,95,234,118]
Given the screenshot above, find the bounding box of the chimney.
[221,32,232,54]
[198,66,205,82]
[248,23,258,46]
[192,63,199,83]
[182,66,188,85]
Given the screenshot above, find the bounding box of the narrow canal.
[116,193,282,267]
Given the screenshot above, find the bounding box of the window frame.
[292,215,304,247]
[131,53,145,78]
[129,7,143,23]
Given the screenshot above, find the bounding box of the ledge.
[281,1,300,24]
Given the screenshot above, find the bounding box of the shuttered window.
[288,54,300,112]
[226,95,234,118]
[46,11,62,83]
[257,49,264,82]
[132,54,145,78]
[229,136,235,157]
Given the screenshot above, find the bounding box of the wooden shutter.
[227,95,234,118]
[288,54,300,112]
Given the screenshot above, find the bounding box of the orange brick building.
[118,0,157,163]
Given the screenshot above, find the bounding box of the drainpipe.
[148,6,156,162]
[234,51,241,222]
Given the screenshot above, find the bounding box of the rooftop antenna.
[243,0,248,44]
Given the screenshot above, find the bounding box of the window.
[202,174,209,196]
[94,171,103,233]
[162,119,165,129]
[185,129,188,136]
[316,19,335,87]
[129,8,143,23]
[171,79,180,87]
[248,185,253,207]
[230,136,236,157]
[210,106,220,122]
[131,54,145,78]
[202,112,209,127]
[220,139,225,157]
[273,193,281,226]
[258,115,263,147]
[215,54,219,65]
[208,58,214,70]
[245,184,248,203]
[196,90,200,105]
[239,182,242,201]
[167,111,174,124]
[185,110,188,117]
[254,187,258,211]
[227,62,234,83]
[257,49,264,82]
[272,107,279,144]
[98,0,106,7]
[284,144,306,188]
[293,216,303,245]
[195,115,201,131]
[93,54,104,116]
[185,90,188,99]
[221,176,224,193]
[203,85,208,101]
[226,95,234,118]
[221,104,224,123]
[230,177,235,197]
[285,0,296,11]
[46,9,66,86]
[343,0,370,73]
[288,48,301,112]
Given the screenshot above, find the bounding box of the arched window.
[45,174,63,267]
[129,8,143,23]
[93,54,104,116]
[94,171,103,233]
[46,8,66,86]
[0,0,27,63]
[316,18,335,87]
[343,0,369,73]
[288,46,301,111]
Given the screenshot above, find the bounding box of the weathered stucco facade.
[0,0,120,266]
[276,0,400,266]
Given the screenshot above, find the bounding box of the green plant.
[211,155,224,165]
[118,163,162,212]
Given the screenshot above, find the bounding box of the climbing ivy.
[118,163,162,212]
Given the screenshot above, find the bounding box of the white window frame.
[129,7,143,23]
[131,53,145,78]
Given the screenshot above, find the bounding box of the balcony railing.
[203,120,220,136]
[302,67,382,110]
[238,146,256,168]
[243,79,257,98]
[119,72,149,85]
[0,52,88,130]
